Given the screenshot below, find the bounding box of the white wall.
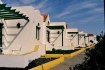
[66,29,79,48]
[45,22,75,50]
[85,34,97,46]
[2,6,45,57]
[85,36,89,46]
[88,36,96,45]
[94,36,98,43]
[0,52,40,68]
[79,31,85,47]
[52,30,63,47]
[48,22,67,47]
[41,14,50,44]
[79,36,85,47]
[0,55,24,68]
[67,34,78,47]
[45,41,53,51]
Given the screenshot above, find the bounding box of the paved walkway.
[50,51,86,70]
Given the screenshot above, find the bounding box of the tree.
[89,40,93,43]
[96,35,100,42]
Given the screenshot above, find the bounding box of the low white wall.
[0,55,24,68]
[0,51,40,68]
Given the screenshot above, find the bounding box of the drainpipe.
[78,34,79,47]
[88,36,89,44]
[62,29,64,46]
[84,35,86,47]
[0,22,3,53]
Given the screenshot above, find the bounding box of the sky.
[1,0,104,35]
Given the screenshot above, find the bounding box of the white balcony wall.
[7,28,21,34]
[5,19,26,27]
[66,29,79,48]
[67,34,78,47]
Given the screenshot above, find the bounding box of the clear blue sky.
[2,0,104,35]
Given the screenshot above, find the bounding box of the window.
[57,31,60,34]
[71,34,74,37]
[0,23,3,53]
[17,23,21,29]
[47,30,50,42]
[37,23,40,26]
[36,23,40,40]
[48,21,50,25]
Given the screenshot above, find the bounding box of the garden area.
[46,48,80,54]
[0,58,57,70]
[25,58,57,69]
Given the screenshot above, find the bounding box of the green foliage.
[25,58,56,69]
[46,49,79,54]
[0,58,56,70]
[96,35,100,42]
[89,40,93,43]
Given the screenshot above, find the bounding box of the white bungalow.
[85,34,97,46]
[78,31,85,47]
[46,22,74,50]
[40,14,55,51]
[66,28,79,48]
[0,3,46,68]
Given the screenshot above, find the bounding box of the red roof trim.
[42,14,48,22]
[87,34,94,36]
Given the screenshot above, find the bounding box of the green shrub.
[25,58,57,69]
[46,49,79,54]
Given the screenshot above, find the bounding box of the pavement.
[50,51,86,70]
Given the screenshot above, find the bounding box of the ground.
[50,51,85,70]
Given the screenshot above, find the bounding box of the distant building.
[66,28,79,48]
[85,33,97,46]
